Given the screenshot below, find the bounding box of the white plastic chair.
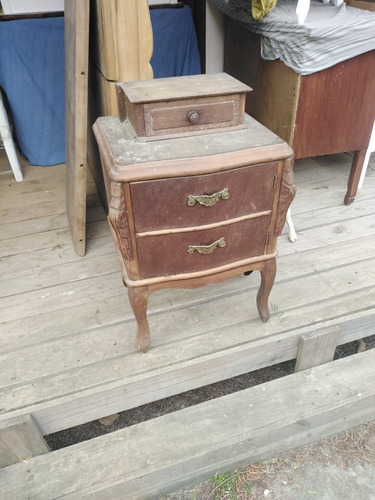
[0,91,23,181]
[359,120,375,189]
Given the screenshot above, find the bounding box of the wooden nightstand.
[93,73,295,352]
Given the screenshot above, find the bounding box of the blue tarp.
[150,6,201,79]
[0,17,65,166]
[0,6,200,166]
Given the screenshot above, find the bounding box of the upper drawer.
[116,73,251,140]
[140,94,244,138]
[130,162,278,233]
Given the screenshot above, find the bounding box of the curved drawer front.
[131,162,278,233]
[136,215,271,279]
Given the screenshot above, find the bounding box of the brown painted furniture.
[116,73,251,140]
[93,74,295,352]
[224,18,375,205]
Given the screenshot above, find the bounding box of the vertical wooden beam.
[295,326,340,372]
[88,0,153,208]
[65,0,154,254]
[65,0,153,256]
[65,0,90,256]
[116,0,153,81]
[0,415,50,468]
[90,0,153,82]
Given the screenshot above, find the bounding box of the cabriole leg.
[127,285,151,352]
[256,259,276,322]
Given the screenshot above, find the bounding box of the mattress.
[209,0,375,74]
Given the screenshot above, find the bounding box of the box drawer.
[135,215,271,279]
[141,94,244,138]
[131,162,278,233]
[116,73,251,140]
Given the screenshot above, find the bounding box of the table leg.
[127,286,151,352]
[256,259,276,322]
[344,149,366,205]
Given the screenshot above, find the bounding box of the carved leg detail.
[344,150,366,205]
[257,259,276,322]
[127,286,151,352]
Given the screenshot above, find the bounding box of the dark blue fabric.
[0,8,200,166]
[150,6,201,78]
[0,17,65,166]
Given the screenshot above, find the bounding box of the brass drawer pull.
[187,187,230,207]
[188,110,199,124]
[187,237,226,255]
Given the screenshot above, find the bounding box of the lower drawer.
[135,215,271,279]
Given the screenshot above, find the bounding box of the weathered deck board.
[1,350,374,499]
[0,218,108,258]
[1,247,374,372]
[1,251,374,348]
[2,227,374,339]
[1,298,374,435]
[0,150,374,438]
[0,414,50,468]
[2,204,375,297]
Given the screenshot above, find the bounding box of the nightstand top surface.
[93,113,293,182]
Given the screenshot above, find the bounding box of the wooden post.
[65,0,90,256]
[87,0,154,215]
[0,415,50,468]
[90,0,153,83]
[65,0,153,255]
[295,326,340,372]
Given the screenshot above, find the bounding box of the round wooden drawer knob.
[188,111,199,124]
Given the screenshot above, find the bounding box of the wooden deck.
[1,148,375,496]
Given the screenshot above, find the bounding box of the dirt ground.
[46,336,375,499]
[156,420,375,499]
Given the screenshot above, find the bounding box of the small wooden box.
[116,73,252,141]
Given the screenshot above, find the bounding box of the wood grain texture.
[118,73,250,103]
[116,74,250,138]
[294,50,375,158]
[92,114,293,183]
[65,0,90,256]
[65,0,154,252]
[1,350,374,498]
[0,415,50,467]
[224,19,375,158]
[90,0,153,82]
[1,149,375,437]
[88,0,154,209]
[295,326,340,372]
[223,22,300,144]
[94,107,294,349]
[224,17,375,204]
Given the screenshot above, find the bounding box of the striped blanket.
[209,0,375,74]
